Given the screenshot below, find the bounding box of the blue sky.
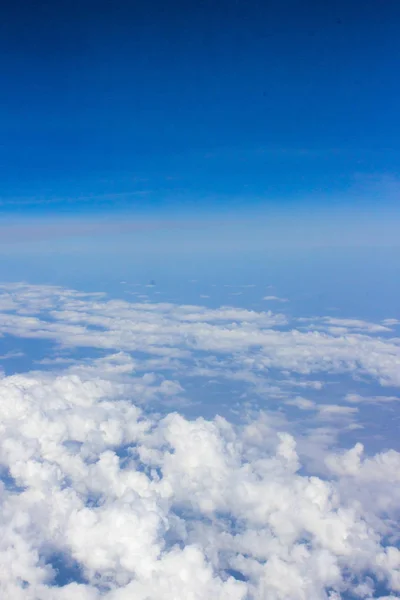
[1,0,399,220]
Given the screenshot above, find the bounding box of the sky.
[1,0,400,224]
[1,1,400,599]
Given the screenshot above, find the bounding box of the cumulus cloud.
[0,369,400,599]
[0,283,400,598]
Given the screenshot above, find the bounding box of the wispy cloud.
[0,218,221,244]
[263,295,289,303]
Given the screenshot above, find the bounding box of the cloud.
[0,350,24,360]
[345,394,400,405]
[316,404,359,417]
[285,398,359,420]
[1,284,400,389]
[0,374,400,600]
[0,369,399,599]
[285,396,316,410]
[0,283,400,597]
[382,319,400,327]
[263,295,289,303]
[297,317,392,334]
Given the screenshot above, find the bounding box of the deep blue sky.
[1,0,400,216]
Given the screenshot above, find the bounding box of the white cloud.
[382,319,400,327]
[0,350,24,360]
[285,396,316,410]
[298,317,392,334]
[316,404,359,417]
[0,283,400,598]
[285,399,359,420]
[0,369,399,599]
[263,295,289,303]
[1,284,400,388]
[345,393,400,404]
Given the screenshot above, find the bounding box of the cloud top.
[0,283,399,598]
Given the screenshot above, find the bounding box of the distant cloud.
[285,398,359,419]
[382,318,400,326]
[0,283,399,386]
[345,393,400,404]
[263,295,288,302]
[298,316,392,334]
[285,396,316,410]
[317,404,359,417]
[0,350,24,360]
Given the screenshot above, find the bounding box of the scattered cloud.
[0,283,400,388]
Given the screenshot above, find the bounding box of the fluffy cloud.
[0,283,399,598]
[0,370,400,599]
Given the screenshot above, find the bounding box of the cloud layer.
[0,283,399,599]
